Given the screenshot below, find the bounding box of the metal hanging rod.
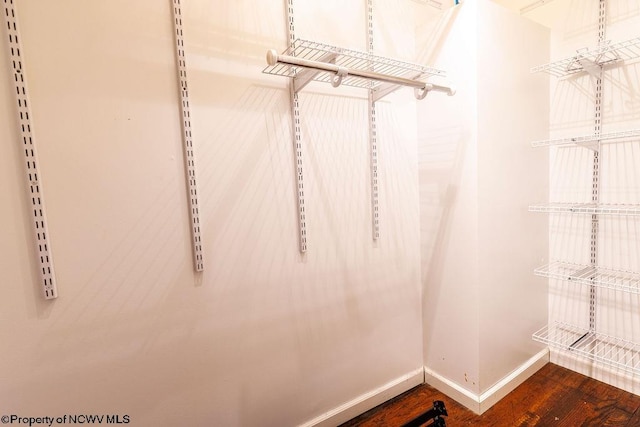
[266,49,455,98]
[264,41,455,100]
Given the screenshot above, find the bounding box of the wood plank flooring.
[339,363,640,426]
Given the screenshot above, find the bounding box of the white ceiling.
[490,0,568,28]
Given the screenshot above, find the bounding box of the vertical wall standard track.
[588,0,607,332]
[287,0,308,253]
[171,0,204,271]
[367,0,380,241]
[3,0,58,299]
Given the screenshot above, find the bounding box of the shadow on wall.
[415,2,461,67]
[185,73,419,328]
[418,125,467,300]
[414,3,465,354]
[6,1,426,424]
[550,0,640,134]
[551,62,640,133]
[187,82,296,268]
[605,62,640,127]
[179,79,422,424]
[7,79,421,422]
[561,0,640,40]
[551,74,600,132]
[414,0,464,289]
[177,0,284,63]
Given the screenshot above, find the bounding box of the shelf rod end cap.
[266,49,279,66]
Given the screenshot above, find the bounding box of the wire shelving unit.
[263,11,457,252]
[263,39,454,100]
[531,37,640,78]
[530,0,640,379]
[531,128,640,148]
[534,261,640,294]
[529,203,640,216]
[533,322,640,375]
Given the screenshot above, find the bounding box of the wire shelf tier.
[531,128,640,148]
[529,203,640,216]
[533,322,640,375]
[531,37,640,78]
[262,39,445,91]
[534,261,640,294]
[411,0,457,9]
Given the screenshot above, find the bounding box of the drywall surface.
[0,1,423,425]
[543,1,640,394]
[419,0,549,402]
[418,0,481,396]
[476,0,550,393]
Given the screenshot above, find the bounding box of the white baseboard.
[299,350,550,426]
[478,348,549,413]
[423,366,481,413]
[298,368,424,427]
[424,348,550,414]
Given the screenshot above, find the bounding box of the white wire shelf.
[263,39,453,99]
[411,0,458,10]
[529,203,640,216]
[531,128,640,148]
[534,261,640,294]
[521,0,556,14]
[533,322,640,375]
[531,37,640,78]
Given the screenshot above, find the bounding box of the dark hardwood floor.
[339,363,640,426]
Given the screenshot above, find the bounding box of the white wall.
[419,0,550,411]
[477,0,550,393]
[0,1,424,426]
[418,0,481,395]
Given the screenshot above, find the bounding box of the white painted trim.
[425,348,550,414]
[298,368,424,427]
[299,350,550,426]
[424,366,482,413]
[478,348,550,413]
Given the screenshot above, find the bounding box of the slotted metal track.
[3,0,57,299]
[171,0,204,271]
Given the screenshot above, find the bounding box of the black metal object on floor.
[401,400,447,427]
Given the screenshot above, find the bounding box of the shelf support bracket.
[293,52,338,92]
[575,140,600,151]
[372,73,422,102]
[578,57,603,79]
